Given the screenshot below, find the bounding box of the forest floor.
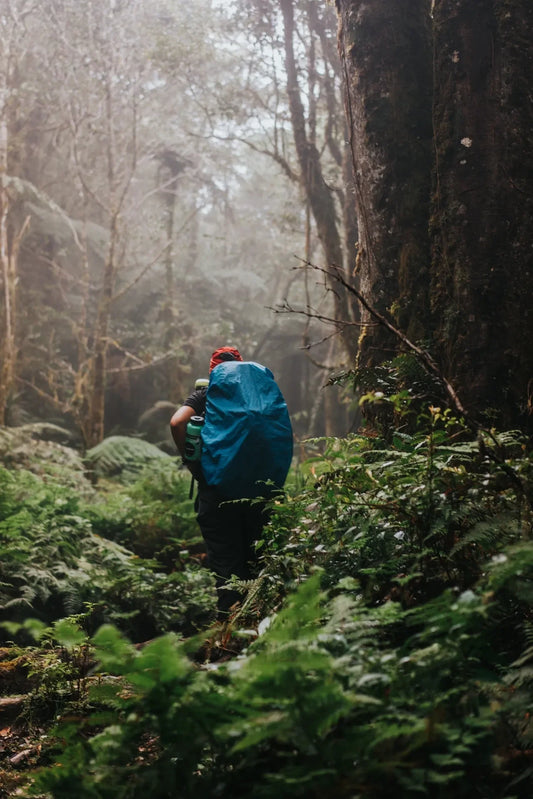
[0,620,248,797]
[1,684,47,796]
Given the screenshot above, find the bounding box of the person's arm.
[171,387,206,480]
[170,404,196,460]
[170,405,196,458]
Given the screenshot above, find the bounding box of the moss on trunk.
[430,0,533,427]
[336,0,433,365]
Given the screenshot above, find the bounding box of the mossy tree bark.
[336,0,433,366]
[336,0,533,428]
[430,0,533,427]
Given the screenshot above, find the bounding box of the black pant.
[196,485,268,618]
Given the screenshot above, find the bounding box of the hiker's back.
[201,361,293,499]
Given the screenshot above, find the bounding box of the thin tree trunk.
[85,210,118,448]
[0,180,30,425]
[0,181,14,426]
[280,0,357,362]
[0,16,13,425]
[0,9,29,425]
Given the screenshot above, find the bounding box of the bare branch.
[16,377,68,412]
[271,298,369,330]
[106,352,177,375]
[298,256,469,419]
[110,240,171,305]
[188,129,299,184]
[29,251,95,291]
[301,328,344,351]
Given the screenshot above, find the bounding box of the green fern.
[4,408,533,798]
[450,512,521,557]
[0,465,214,641]
[84,435,172,482]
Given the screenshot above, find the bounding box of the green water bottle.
[184,415,204,462]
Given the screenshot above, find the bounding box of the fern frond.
[84,436,171,482]
[505,644,533,688]
[450,513,521,556]
[230,575,266,619]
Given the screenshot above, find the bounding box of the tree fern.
[84,435,172,482]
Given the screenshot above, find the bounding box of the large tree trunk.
[430,0,533,427]
[336,0,433,366]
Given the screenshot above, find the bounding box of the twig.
[297,256,469,421]
[270,299,369,329]
[106,352,176,374]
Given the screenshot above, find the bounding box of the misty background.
[0,0,354,450]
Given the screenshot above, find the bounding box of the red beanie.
[209,346,243,372]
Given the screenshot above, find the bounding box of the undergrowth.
[0,405,532,797]
[0,463,215,643]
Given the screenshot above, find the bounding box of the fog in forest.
[0,0,353,451]
[3,0,533,451]
[2,3,533,793]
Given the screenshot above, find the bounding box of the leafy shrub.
[4,412,533,797]
[346,352,448,436]
[256,422,530,611]
[32,569,532,798]
[0,425,91,493]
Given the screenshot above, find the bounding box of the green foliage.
[31,569,531,798]
[0,613,94,733]
[257,422,530,612]
[0,467,96,617]
[84,436,172,483]
[28,619,93,719]
[33,626,221,798]
[0,467,215,642]
[349,353,449,436]
[0,425,92,493]
[84,460,199,565]
[3,412,533,797]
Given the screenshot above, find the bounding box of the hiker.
[170,346,292,620]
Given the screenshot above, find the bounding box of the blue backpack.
[201,361,293,498]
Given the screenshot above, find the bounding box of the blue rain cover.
[201,361,293,498]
